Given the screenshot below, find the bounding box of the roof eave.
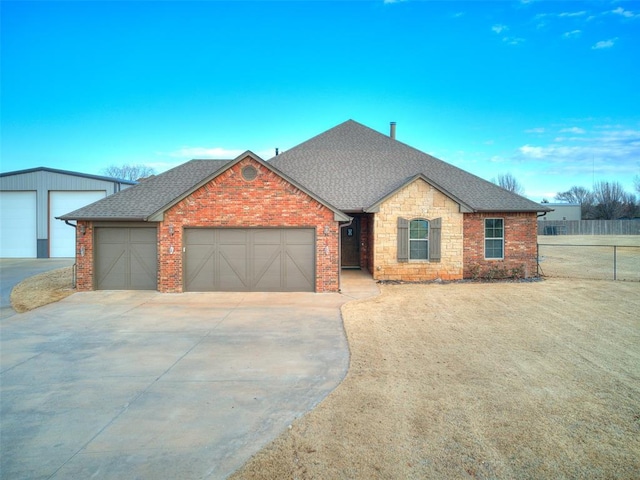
[56,215,151,222]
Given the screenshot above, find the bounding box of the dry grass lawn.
[232,279,640,479]
[10,266,74,313]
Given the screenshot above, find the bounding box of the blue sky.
[2,0,639,202]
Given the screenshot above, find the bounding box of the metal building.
[0,167,136,258]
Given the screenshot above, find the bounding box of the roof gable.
[270,120,551,213]
[365,174,474,213]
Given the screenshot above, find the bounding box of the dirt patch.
[10,266,75,313]
[231,279,640,479]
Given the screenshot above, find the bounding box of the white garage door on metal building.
[184,228,315,292]
[49,191,106,257]
[0,191,37,257]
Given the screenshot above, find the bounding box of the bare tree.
[554,186,595,219]
[634,175,640,195]
[621,192,639,219]
[492,173,525,195]
[102,164,156,182]
[592,181,626,220]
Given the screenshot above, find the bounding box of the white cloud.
[525,127,546,134]
[492,24,508,34]
[560,127,586,134]
[559,11,586,18]
[612,6,638,18]
[592,38,617,49]
[503,36,525,45]
[562,30,581,39]
[519,145,546,158]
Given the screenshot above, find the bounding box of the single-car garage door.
[95,227,157,290]
[184,228,315,292]
[0,191,37,258]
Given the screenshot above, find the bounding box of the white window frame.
[409,218,429,261]
[484,218,504,260]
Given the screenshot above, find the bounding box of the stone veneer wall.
[373,179,464,281]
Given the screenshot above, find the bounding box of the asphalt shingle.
[59,160,230,220]
[270,120,548,213]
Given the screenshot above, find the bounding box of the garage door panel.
[95,227,157,290]
[0,191,37,257]
[285,249,314,290]
[184,228,315,292]
[184,245,215,291]
[254,248,282,291]
[130,244,158,289]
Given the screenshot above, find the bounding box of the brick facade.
[372,179,464,281]
[75,220,94,291]
[75,156,341,293]
[463,212,538,278]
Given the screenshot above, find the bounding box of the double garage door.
[94,227,315,292]
[184,228,315,292]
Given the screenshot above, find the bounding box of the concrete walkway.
[0,271,378,479]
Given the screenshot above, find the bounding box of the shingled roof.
[270,120,549,213]
[59,159,231,221]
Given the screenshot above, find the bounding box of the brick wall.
[75,220,94,291]
[159,156,340,292]
[373,179,464,281]
[463,212,538,278]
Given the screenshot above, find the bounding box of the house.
[60,120,550,292]
[0,167,135,258]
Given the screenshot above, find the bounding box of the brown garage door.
[95,227,157,290]
[184,228,315,292]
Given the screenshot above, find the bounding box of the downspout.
[535,212,548,277]
[338,218,355,293]
[64,220,78,288]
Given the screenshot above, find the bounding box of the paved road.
[0,271,379,479]
[0,258,75,319]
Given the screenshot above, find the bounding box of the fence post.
[536,243,539,276]
[614,245,617,281]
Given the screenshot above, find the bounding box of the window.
[409,219,429,260]
[397,217,441,263]
[485,218,504,259]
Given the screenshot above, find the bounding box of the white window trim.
[409,218,429,262]
[484,217,504,260]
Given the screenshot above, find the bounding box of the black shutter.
[397,217,409,262]
[429,217,442,262]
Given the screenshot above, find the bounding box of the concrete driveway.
[0,258,75,319]
[0,271,378,479]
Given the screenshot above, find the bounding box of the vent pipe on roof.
[275,147,279,156]
[390,121,396,140]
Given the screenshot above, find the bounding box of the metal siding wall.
[1,170,126,242]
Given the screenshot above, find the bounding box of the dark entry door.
[341,217,360,268]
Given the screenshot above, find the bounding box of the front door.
[341,217,360,268]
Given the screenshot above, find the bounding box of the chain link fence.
[537,243,640,281]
